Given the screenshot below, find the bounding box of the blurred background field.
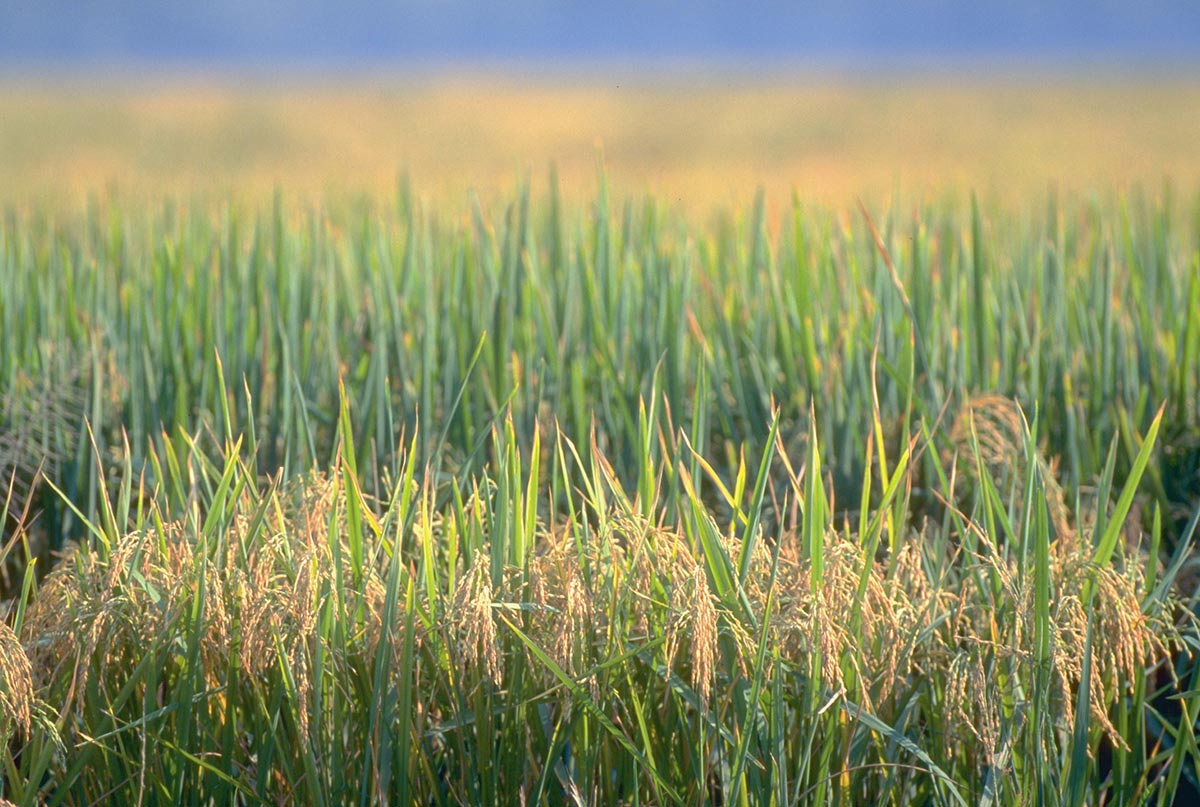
[4,76,1200,210]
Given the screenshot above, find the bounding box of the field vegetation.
[3,78,1200,207]
[1,83,1199,804]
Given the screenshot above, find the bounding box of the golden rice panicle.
[19,549,111,696]
[450,552,501,686]
[688,560,718,706]
[0,621,32,741]
[944,651,1001,765]
[526,531,596,697]
[1049,544,1175,748]
[765,534,888,697]
[948,395,1026,478]
[946,394,1073,542]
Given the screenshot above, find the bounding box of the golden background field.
[3,76,1199,210]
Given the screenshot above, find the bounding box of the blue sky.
[2,1,1198,71]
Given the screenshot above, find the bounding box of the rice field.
[1,85,1200,805]
[4,78,1200,208]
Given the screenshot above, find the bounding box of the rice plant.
[1,181,1198,804]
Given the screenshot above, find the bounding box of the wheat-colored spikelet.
[946,394,1074,544]
[661,560,696,679]
[0,621,32,742]
[529,550,576,693]
[21,540,149,695]
[551,549,581,669]
[942,525,1174,751]
[232,523,293,681]
[687,561,719,706]
[796,540,865,689]
[449,552,501,686]
[613,517,722,704]
[232,524,324,735]
[18,473,358,735]
[525,506,721,705]
[531,539,594,690]
[24,520,222,696]
[17,564,73,692]
[942,563,1029,767]
[580,511,668,647]
[256,472,382,731]
[887,537,962,695]
[945,650,1001,762]
[1050,546,1173,747]
[749,529,916,708]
